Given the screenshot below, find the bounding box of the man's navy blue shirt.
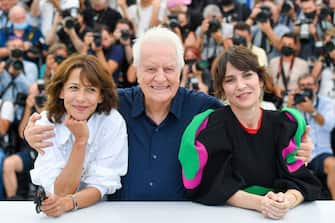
[111,87,222,201]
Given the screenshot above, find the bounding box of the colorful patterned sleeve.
[273,107,321,201]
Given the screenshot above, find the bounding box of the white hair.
[133,26,185,71]
[203,4,222,18]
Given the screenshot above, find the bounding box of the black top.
[187,106,321,205]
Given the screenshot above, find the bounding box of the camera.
[190,77,199,90]
[60,7,79,29]
[208,17,221,33]
[296,19,312,40]
[37,79,45,92]
[35,95,47,108]
[34,186,47,214]
[11,48,24,58]
[324,40,335,54]
[319,7,332,21]
[185,59,207,73]
[14,92,28,106]
[93,32,102,48]
[232,35,247,47]
[64,17,76,29]
[54,55,65,64]
[27,38,45,56]
[255,5,272,23]
[6,59,24,72]
[168,15,179,29]
[121,29,130,40]
[293,88,313,105]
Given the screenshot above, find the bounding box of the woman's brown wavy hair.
[44,54,118,123]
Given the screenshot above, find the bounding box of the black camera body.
[93,32,102,48]
[255,6,272,23]
[232,35,248,47]
[34,186,47,214]
[319,7,332,21]
[6,59,24,72]
[168,15,180,29]
[35,95,47,108]
[11,48,24,58]
[121,30,130,40]
[294,88,313,105]
[208,18,221,33]
[15,92,28,106]
[54,55,65,64]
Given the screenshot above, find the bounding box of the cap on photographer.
[288,73,335,199]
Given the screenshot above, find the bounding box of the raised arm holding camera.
[248,0,291,60]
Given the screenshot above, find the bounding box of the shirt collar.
[57,113,96,146]
[130,87,183,120]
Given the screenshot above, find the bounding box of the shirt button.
[149,182,153,187]
[152,154,157,160]
[154,128,159,132]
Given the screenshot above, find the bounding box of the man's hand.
[296,97,314,113]
[24,113,54,154]
[297,125,313,163]
[258,20,272,33]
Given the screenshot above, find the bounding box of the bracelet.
[70,194,78,211]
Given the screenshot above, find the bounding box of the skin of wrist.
[65,195,74,212]
[74,139,87,147]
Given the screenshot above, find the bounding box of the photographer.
[215,0,250,24]
[278,0,298,29]
[288,74,335,200]
[268,33,309,103]
[180,46,211,94]
[89,25,127,87]
[0,5,45,59]
[312,28,335,99]
[112,18,137,87]
[40,43,68,83]
[196,4,233,69]
[247,0,290,60]
[233,22,268,67]
[166,11,196,47]
[294,0,332,60]
[2,83,42,200]
[45,8,88,55]
[30,0,80,37]
[6,38,39,86]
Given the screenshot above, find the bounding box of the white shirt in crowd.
[0,100,15,122]
[30,109,128,198]
[128,0,167,36]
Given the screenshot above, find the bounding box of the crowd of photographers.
[0,0,335,200]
